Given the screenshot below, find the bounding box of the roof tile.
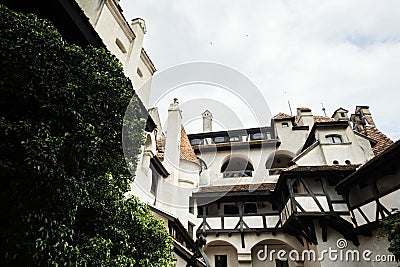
[180,127,199,164]
[313,116,334,122]
[273,113,293,120]
[364,126,394,155]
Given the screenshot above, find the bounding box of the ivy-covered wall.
[0,4,172,266]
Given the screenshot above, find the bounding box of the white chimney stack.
[202,110,213,132]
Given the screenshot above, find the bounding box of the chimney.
[202,110,213,132]
[164,98,182,182]
[131,18,147,35]
[332,107,349,122]
[351,105,375,133]
[296,107,314,127]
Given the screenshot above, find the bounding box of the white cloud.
[120,0,400,140]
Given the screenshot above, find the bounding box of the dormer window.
[325,134,343,144]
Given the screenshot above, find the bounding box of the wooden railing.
[197,212,282,234]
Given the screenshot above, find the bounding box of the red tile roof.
[313,116,334,122]
[364,126,394,155]
[273,113,293,120]
[180,127,199,164]
[198,183,276,193]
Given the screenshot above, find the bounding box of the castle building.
[137,98,399,267]
[6,1,399,266]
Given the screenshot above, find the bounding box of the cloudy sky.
[120,0,400,140]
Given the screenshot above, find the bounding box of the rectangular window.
[188,222,194,238]
[197,206,204,216]
[244,203,257,214]
[275,259,289,267]
[224,204,239,215]
[214,136,227,143]
[190,138,202,145]
[215,255,227,267]
[282,122,289,128]
[229,136,240,142]
[189,197,194,214]
[325,135,343,144]
[251,132,265,140]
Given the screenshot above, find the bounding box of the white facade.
[75,0,155,107]
[73,2,399,265]
[139,103,398,267]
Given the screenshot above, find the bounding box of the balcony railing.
[197,212,282,234]
[222,171,252,178]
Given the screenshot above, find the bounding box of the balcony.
[197,212,282,235]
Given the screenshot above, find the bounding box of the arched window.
[325,134,343,144]
[266,150,295,171]
[221,157,253,178]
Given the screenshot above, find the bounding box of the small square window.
[224,204,239,215]
[215,255,227,267]
[214,136,226,143]
[244,203,257,214]
[282,123,289,128]
[251,133,265,140]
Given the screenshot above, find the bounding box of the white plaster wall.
[295,146,326,166]
[316,127,373,165]
[197,146,276,187]
[75,0,104,26]
[295,196,329,212]
[275,121,309,154]
[204,243,239,267]
[94,3,132,69]
[379,189,400,212]
[174,252,189,267]
[134,57,153,105]
[129,138,157,205]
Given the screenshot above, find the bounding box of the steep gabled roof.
[180,127,199,164]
